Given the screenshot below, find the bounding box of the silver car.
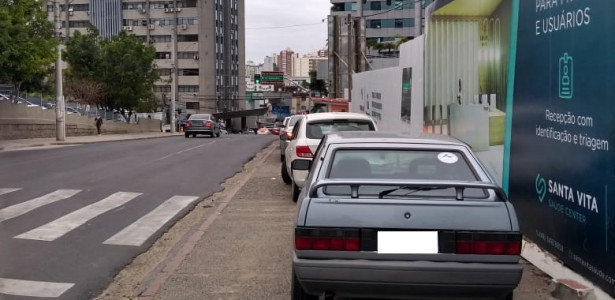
[292,131,522,300]
[184,114,221,138]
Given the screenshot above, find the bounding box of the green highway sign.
[262,75,283,81]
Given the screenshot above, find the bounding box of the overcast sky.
[245,0,331,64]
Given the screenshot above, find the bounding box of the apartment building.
[46,0,245,114]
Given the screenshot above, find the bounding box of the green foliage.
[63,29,159,113]
[0,0,58,92]
[309,70,328,96]
[63,26,101,80]
[98,31,159,113]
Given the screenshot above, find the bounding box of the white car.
[279,115,305,161]
[282,112,378,202]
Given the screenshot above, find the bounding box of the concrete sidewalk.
[0,132,182,151]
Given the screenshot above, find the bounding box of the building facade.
[46,0,245,114]
[328,0,433,98]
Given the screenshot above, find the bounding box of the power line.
[246,22,326,30]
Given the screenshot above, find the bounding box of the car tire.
[291,268,318,300]
[291,176,300,203]
[281,161,292,185]
[503,292,513,300]
[185,133,189,138]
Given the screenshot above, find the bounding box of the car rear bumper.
[293,254,522,299]
[185,128,214,134]
[291,169,308,188]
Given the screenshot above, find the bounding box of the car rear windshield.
[325,149,487,199]
[306,120,375,139]
[189,114,211,120]
[288,116,301,127]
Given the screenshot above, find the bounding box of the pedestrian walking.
[95,115,103,135]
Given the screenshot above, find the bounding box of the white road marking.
[0,278,74,297]
[104,195,199,246]
[0,188,21,196]
[14,192,142,241]
[156,141,216,161]
[0,190,81,222]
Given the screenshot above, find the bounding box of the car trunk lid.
[304,198,512,231]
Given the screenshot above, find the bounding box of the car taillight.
[295,145,313,158]
[185,121,190,127]
[455,232,522,255]
[295,228,360,251]
[205,121,211,127]
[285,131,293,139]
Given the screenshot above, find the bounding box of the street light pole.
[54,1,65,141]
[170,0,178,133]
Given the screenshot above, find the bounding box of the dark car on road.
[291,131,522,300]
[184,114,221,138]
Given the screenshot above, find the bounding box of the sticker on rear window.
[437,152,458,164]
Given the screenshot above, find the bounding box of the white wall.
[350,36,424,134]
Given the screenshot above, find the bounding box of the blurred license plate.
[377,231,438,254]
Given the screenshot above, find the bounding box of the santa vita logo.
[535,174,547,202]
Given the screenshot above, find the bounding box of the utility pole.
[170,0,178,133]
[54,1,65,141]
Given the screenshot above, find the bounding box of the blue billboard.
[508,0,614,295]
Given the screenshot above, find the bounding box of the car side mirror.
[292,159,312,171]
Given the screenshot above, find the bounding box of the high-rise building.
[46,0,245,114]
[328,0,432,98]
[278,48,295,76]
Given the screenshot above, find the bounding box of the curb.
[0,134,182,151]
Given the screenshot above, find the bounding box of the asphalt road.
[0,134,277,300]
[95,143,555,300]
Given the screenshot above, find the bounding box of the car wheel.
[291,176,300,203]
[503,292,513,300]
[192,133,197,138]
[185,133,189,138]
[281,161,291,185]
[291,268,318,300]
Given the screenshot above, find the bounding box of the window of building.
[154,85,171,93]
[179,85,199,93]
[186,102,200,109]
[178,35,198,42]
[180,69,199,76]
[69,21,90,28]
[150,35,172,43]
[370,1,381,10]
[155,52,172,59]
[395,19,403,28]
[177,51,199,59]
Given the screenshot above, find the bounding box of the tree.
[98,31,159,120]
[64,78,103,105]
[0,0,57,97]
[309,70,327,96]
[63,26,101,80]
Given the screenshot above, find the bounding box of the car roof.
[324,131,469,147]
[189,114,211,119]
[303,112,374,122]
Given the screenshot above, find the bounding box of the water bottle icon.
[559,53,573,99]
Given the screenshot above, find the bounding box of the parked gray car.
[292,131,522,300]
[184,114,221,138]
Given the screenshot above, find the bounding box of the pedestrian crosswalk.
[0,278,74,298]
[0,187,201,299]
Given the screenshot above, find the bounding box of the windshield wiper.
[378,186,451,199]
